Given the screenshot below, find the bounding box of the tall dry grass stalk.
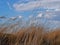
[0,25,60,45]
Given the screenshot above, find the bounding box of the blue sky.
[0,0,60,28]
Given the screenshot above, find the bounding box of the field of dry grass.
[0,25,60,45]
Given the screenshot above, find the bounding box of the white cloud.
[18,16,22,18]
[46,9,54,12]
[37,13,43,18]
[54,9,60,11]
[36,11,57,19]
[44,12,57,19]
[13,1,41,11]
[13,0,60,11]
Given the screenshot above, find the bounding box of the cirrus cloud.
[13,0,60,11]
[7,2,12,10]
[13,1,41,11]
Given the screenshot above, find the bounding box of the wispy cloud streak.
[13,0,60,11]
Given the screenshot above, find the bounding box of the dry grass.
[0,32,17,45]
[0,26,60,45]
